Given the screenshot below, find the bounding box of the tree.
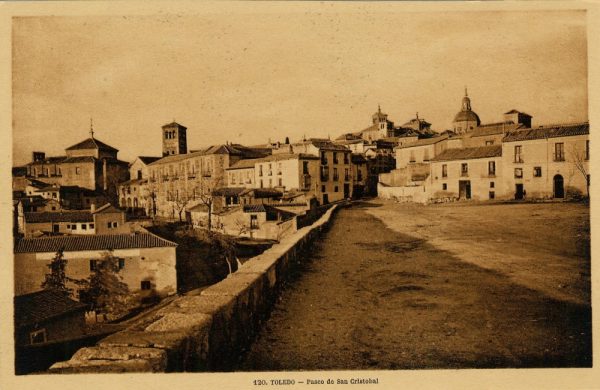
[173,191,192,222]
[79,250,132,317]
[41,248,72,297]
[570,143,590,199]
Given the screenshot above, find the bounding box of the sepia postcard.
[1,1,599,389]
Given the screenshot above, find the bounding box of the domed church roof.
[454,110,481,124]
[453,88,481,126]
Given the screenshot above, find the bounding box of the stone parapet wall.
[49,204,341,373]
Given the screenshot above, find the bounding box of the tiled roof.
[504,109,531,116]
[243,204,267,213]
[162,121,187,129]
[264,202,306,207]
[295,139,350,151]
[61,156,97,163]
[65,137,118,152]
[14,290,87,328]
[26,179,52,189]
[149,144,270,166]
[35,185,60,192]
[470,122,522,137]
[138,156,161,165]
[398,135,449,149]
[27,156,68,165]
[502,123,589,142]
[24,211,93,223]
[18,196,48,207]
[431,145,502,162]
[14,232,177,253]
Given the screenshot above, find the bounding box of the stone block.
[49,358,156,373]
[70,346,167,372]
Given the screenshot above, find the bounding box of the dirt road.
[239,202,591,370]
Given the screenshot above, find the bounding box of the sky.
[12,8,588,165]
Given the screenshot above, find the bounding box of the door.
[322,193,329,205]
[343,183,350,198]
[553,175,564,198]
[458,180,471,200]
[515,184,524,200]
[52,224,59,233]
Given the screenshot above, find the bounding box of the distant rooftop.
[14,233,177,253]
[14,290,87,328]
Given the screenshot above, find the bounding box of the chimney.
[90,203,96,212]
[32,151,45,162]
[103,158,108,192]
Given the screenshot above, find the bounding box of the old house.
[14,232,177,297]
[23,131,129,202]
[501,123,590,199]
[14,290,87,347]
[117,156,161,216]
[212,204,298,240]
[147,143,269,219]
[429,145,503,201]
[20,203,128,237]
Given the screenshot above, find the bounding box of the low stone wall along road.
[240,201,591,370]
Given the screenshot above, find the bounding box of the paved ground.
[239,201,591,370]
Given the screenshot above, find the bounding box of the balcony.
[513,156,524,164]
[321,158,328,166]
[553,154,565,162]
[344,175,350,182]
[461,172,469,177]
[201,171,212,177]
[320,174,329,182]
[488,173,496,178]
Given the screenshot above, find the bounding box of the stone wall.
[48,204,341,373]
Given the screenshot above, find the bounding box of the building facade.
[14,232,177,298]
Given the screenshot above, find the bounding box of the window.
[118,258,125,270]
[66,224,71,229]
[423,149,430,161]
[490,182,495,188]
[278,178,283,187]
[81,223,87,230]
[51,206,56,211]
[334,186,339,192]
[75,166,81,174]
[260,179,263,188]
[442,164,447,178]
[29,329,47,345]
[442,183,447,190]
[321,185,326,192]
[488,161,496,176]
[333,152,338,164]
[554,142,565,161]
[461,163,468,177]
[514,145,523,163]
[485,140,494,146]
[250,215,259,229]
[141,280,152,290]
[489,191,495,199]
[320,166,329,181]
[344,168,350,181]
[586,140,590,160]
[90,260,97,271]
[89,223,94,229]
[303,161,309,174]
[409,151,416,162]
[533,166,542,177]
[321,152,328,165]
[333,168,339,181]
[107,222,112,229]
[344,153,349,164]
[52,192,57,198]
[112,222,118,228]
[259,165,263,176]
[514,168,523,178]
